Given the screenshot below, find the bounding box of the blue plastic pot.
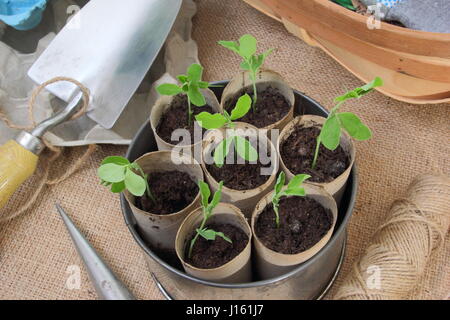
[0,0,48,31]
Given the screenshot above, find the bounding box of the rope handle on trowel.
[0,77,90,209]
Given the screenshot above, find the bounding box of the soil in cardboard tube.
[255,196,333,254]
[206,140,272,190]
[136,170,198,214]
[280,125,350,183]
[224,86,291,128]
[156,94,213,144]
[186,222,248,269]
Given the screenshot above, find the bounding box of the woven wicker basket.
[244,0,450,104]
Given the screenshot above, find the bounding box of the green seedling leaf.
[98,157,156,203]
[234,135,258,162]
[361,76,383,91]
[283,188,306,197]
[208,181,223,213]
[335,77,383,103]
[189,180,229,258]
[101,156,130,166]
[188,84,206,107]
[239,34,257,59]
[195,112,227,130]
[156,83,183,96]
[187,63,203,83]
[274,171,285,195]
[214,137,233,167]
[98,163,126,183]
[111,181,126,193]
[311,78,381,169]
[252,49,274,70]
[287,174,311,190]
[271,173,310,228]
[215,232,232,243]
[198,81,209,89]
[177,75,188,83]
[230,94,252,120]
[196,228,216,240]
[196,229,232,243]
[337,112,372,140]
[217,40,240,54]
[320,115,341,151]
[158,63,209,125]
[218,34,273,111]
[124,168,146,197]
[198,180,211,208]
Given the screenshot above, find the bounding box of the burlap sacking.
[333,173,450,300]
[1,0,448,300]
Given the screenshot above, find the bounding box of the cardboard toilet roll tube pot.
[278,115,355,205]
[220,69,295,135]
[150,88,220,162]
[201,122,279,218]
[251,184,338,279]
[124,151,203,251]
[175,202,252,283]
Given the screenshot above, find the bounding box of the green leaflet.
[337,112,372,141]
[156,63,211,125]
[312,77,381,169]
[97,163,126,183]
[124,169,146,197]
[230,94,252,120]
[195,112,227,130]
[320,115,341,151]
[156,83,183,96]
[189,181,230,258]
[271,172,310,228]
[97,156,156,201]
[218,34,273,111]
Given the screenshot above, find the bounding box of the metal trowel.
[0,0,181,209]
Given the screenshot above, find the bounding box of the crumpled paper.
[0,0,198,146]
[361,0,450,33]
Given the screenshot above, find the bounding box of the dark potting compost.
[156,94,214,144]
[225,86,290,128]
[136,170,198,214]
[206,141,272,190]
[186,222,248,269]
[206,162,271,190]
[281,125,350,183]
[255,196,333,254]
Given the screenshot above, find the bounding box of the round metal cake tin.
[121,81,357,300]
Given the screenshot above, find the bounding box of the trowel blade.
[28,0,181,129]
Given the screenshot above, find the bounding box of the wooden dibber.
[333,174,450,300]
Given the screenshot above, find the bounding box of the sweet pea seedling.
[271,172,311,228]
[311,77,383,169]
[218,34,273,111]
[188,181,231,258]
[156,63,212,126]
[98,156,156,202]
[195,94,258,167]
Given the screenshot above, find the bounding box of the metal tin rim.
[120,83,358,289]
[151,234,347,300]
